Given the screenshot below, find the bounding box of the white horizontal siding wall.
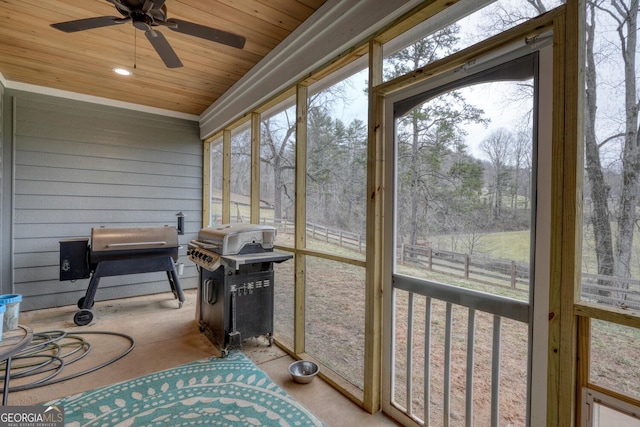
[8,91,202,311]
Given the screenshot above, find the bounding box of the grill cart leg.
[79,272,101,310]
[225,291,242,354]
[167,263,185,308]
[72,257,185,325]
[74,269,100,325]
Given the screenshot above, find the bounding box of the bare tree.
[510,129,532,212]
[261,111,296,221]
[583,0,640,300]
[480,128,515,219]
[259,87,353,224]
[230,128,252,208]
[479,0,640,302]
[584,0,615,290]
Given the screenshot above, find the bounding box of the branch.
[594,1,623,27]
[598,132,625,149]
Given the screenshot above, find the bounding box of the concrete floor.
[8,290,398,426]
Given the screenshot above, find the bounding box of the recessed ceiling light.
[113,68,132,76]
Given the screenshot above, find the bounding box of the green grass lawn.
[428,230,531,263]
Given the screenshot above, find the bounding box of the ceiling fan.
[50,0,246,68]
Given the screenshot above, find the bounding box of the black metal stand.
[74,256,185,326]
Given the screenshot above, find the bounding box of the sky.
[331,69,532,162]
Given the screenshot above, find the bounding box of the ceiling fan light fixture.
[113,67,132,76]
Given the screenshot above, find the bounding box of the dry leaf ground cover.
[270,234,640,426]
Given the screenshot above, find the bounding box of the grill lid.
[91,226,179,253]
[196,224,276,255]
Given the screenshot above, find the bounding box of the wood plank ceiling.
[0,0,328,116]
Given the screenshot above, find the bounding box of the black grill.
[60,226,185,326]
[188,224,292,356]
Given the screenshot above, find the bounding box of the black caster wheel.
[221,348,229,358]
[74,309,94,326]
[267,334,274,347]
[77,297,94,310]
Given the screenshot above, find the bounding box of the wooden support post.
[364,40,383,414]
[251,112,261,224]
[549,5,581,426]
[222,130,231,225]
[294,84,308,355]
[575,316,590,427]
[202,140,211,228]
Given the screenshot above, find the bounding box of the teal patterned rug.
[44,351,325,427]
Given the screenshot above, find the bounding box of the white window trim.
[582,387,640,427]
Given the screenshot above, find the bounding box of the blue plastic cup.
[0,294,21,331]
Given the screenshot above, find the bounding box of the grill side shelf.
[221,253,293,271]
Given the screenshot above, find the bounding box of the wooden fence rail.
[256,216,365,252]
[227,216,640,310]
[400,244,530,291]
[400,243,640,310]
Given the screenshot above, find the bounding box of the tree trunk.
[274,155,283,221]
[612,1,640,300]
[409,113,421,246]
[584,2,615,297]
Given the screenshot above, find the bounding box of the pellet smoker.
[60,225,185,326]
[188,224,292,356]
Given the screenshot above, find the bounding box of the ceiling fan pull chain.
[134,28,137,69]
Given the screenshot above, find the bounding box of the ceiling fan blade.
[51,16,127,33]
[142,0,165,13]
[166,19,245,49]
[145,29,183,68]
